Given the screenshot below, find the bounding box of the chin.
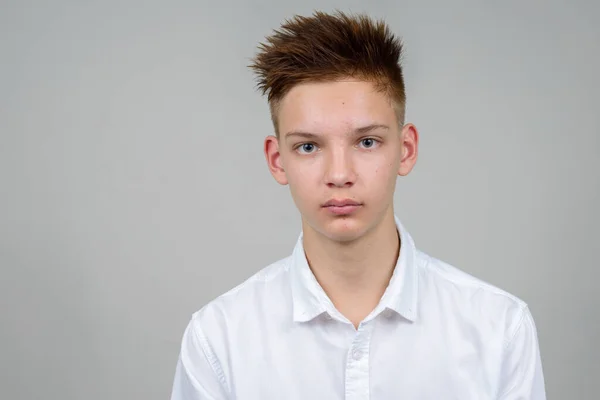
[317,216,368,243]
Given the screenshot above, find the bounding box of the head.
[249,11,418,243]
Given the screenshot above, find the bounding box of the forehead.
[277,79,397,136]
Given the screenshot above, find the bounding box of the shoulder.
[188,254,293,334]
[415,250,530,345]
[175,256,293,395]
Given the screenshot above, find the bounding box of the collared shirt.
[170,216,546,399]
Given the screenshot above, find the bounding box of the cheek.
[285,160,320,192]
[288,154,322,175]
[362,159,398,196]
[366,157,396,180]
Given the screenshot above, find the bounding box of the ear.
[264,135,288,185]
[398,123,419,176]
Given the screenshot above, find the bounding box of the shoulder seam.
[192,319,231,395]
[496,305,530,399]
[503,304,528,349]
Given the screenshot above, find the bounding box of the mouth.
[322,199,363,215]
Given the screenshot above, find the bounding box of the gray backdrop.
[1,1,598,399]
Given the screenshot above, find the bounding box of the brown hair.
[248,10,406,136]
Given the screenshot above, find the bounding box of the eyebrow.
[284,124,390,140]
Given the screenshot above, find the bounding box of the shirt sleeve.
[170,317,230,400]
[497,306,546,400]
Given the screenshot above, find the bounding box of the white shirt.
[171,216,546,399]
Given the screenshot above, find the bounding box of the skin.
[264,78,419,328]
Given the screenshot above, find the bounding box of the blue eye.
[360,138,377,148]
[298,143,317,154]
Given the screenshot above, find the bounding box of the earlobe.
[264,135,288,185]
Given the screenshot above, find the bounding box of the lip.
[323,199,362,207]
[322,199,362,215]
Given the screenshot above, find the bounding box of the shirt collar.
[290,215,419,323]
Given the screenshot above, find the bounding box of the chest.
[227,321,500,400]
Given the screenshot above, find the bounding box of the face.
[264,79,418,243]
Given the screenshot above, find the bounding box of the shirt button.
[352,349,363,360]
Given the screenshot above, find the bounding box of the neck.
[301,209,400,327]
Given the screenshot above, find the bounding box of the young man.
[170,11,546,400]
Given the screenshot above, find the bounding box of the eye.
[297,143,318,154]
[359,138,378,149]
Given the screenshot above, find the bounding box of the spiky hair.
[249,10,406,135]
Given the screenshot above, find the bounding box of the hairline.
[269,81,406,138]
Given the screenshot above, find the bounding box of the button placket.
[345,323,372,399]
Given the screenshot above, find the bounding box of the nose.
[325,147,356,188]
